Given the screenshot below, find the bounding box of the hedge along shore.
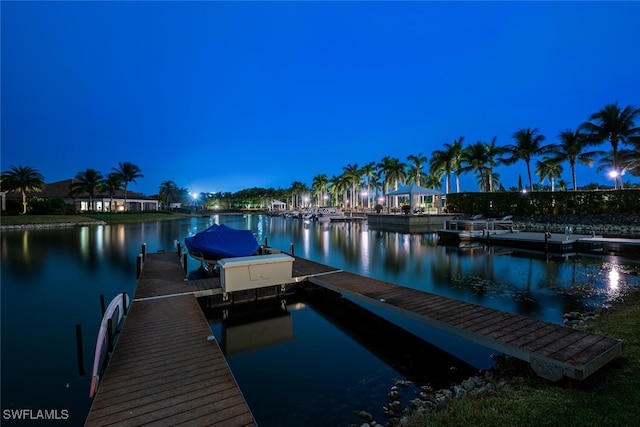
[513,213,640,237]
[0,220,107,230]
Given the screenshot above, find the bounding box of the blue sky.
[2,1,639,196]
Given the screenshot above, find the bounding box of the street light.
[191,193,199,211]
[608,170,619,190]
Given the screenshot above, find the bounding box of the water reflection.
[202,289,478,426]
[1,215,639,426]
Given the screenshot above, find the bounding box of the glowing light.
[608,266,620,290]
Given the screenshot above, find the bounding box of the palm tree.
[535,156,564,192]
[546,128,602,191]
[618,148,640,178]
[484,136,504,192]
[359,162,378,209]
[0,165,45,214]
[580,102,640,189]
[328,174,347,207]
[342,163,361,208]
[112,161,143,211]
[99,172,123,212]
[407,153,427,186]
[288,181,307,208]
[158,180,179,211]
[502,127,547,191]
[429,136,464,194]
[70,168,104,211]
[460,141,490,191]
[311,174,329,206]
[377,156,407,207]
[377,156,407,192]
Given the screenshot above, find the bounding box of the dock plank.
[85,252,256,427]
[307,268,623,381]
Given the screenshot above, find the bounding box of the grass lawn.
[403,288,640,427]
[0,212,190,225]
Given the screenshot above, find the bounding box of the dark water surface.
[2,215,639,426]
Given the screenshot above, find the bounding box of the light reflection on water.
[1,214,639,426]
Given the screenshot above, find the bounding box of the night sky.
[2,1,639,195]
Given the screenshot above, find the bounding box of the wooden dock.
[85,252,257,427]
[476,231,596,252]
[86,248,625,425]
[298,258,623,381]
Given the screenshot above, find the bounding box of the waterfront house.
[4,179,158,213]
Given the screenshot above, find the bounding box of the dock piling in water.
[75,324,85,376]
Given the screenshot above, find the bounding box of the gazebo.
[385,184,443,213]
[270,200,287,211]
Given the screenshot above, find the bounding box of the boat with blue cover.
[184,223,260,264]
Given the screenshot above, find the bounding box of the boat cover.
[184,224,259,260]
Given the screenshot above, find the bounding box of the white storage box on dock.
[217,254,294,292]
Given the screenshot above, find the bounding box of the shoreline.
[2,213,640,237]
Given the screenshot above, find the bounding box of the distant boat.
[184,224,259,263]
[437,215,516,242]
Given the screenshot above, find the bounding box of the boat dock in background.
[474,231,640,254]
[85,247,625,424]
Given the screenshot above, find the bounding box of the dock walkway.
[299,258,623,381]
[476,231,640,253]
[87,250,625,425]
[84,252,256,427]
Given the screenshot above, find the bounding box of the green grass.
[403,288,640,427]
[0,212,190,225]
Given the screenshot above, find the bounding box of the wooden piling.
[136,254,143,279]
[75,324,85,376]
[141,243,147,261]
[99,294,106,317]
[122,291,128,315]
[182,252,188,274]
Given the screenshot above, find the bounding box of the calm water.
[1,215,639,426]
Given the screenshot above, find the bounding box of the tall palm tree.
[406,153,427,186]
[377,156,407,192]
[328,174,347,207]
[158,180,179,211]
[0,165,45,214]
[359,162,378,209]
[70,168,104,211]
[377,156,407,207]
[535,156,564,192]
[460,141,490,191]
[406,165,428,187]
[484,136,504,192]
[618,148,640,178]
[288,181,307,208]
[595,151,632,188]
[580,102,640,189]
[342,163,361,208]
[429,136,464,194]
[546,128,602,191]
[112,161,143,211]
[501,127,547,191]
[311,174,329,206]
[99,172,123,212]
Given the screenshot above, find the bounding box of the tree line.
[2,102,639,213]
[1,161,143,214]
